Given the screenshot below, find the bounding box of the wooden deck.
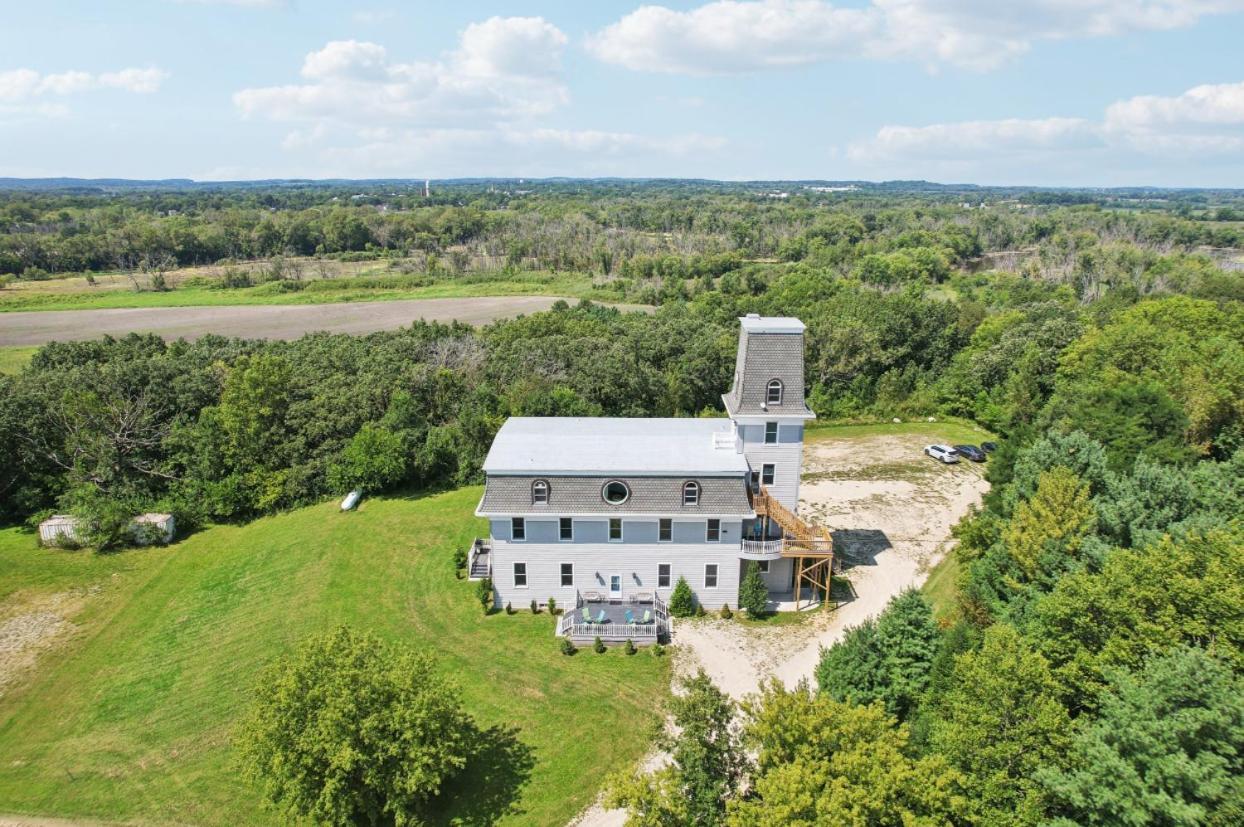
[556,592,671,644]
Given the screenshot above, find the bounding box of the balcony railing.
[740,539,784,559]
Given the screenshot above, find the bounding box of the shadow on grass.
[430,724,535,826]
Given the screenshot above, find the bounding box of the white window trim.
[706,518,721,543]
[513,561,528,589]
[764,421,779,445]
[658,518,673,543]
[602,480,631,505]
[683,481,700,506]
[608,517,624,543]
[704,563,719,589]
[558,517,573,542]
[762,463,776,486]
[531,479,549,506]
[560,562,574,588]
[658,563,672,589]
[511,517,526,542]
[767,379,784,405]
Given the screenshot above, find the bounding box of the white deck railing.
[741,539,784,558]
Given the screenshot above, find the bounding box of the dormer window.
[602,480,630,505]
[683,481,701,506]
[531,479,549,505]
[766,379,784,405]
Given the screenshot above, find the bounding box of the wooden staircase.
[753,487,835,608]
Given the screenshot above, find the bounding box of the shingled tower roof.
[721,314,815,419]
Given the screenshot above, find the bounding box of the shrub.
[669,576,695,617]
[624,639,637,656]
[720,603,733,620]
[476,577,493,613]
[594,636,607,654]
[547,597,557,615]
[560,637,577,656]
[505,602,513,615]
[652,643,666,657]
[452,545,467,572]
[739,561,769,617]
[695,603,707,618]
[235,627,474,825]
[530,599,539,614]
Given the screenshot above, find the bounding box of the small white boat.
[340,490,362,511]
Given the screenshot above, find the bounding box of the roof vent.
[712,432,739,452]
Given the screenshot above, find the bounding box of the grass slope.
[0,487,669,825]
[0,346,36,375]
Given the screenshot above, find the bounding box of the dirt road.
[0,296,638,346]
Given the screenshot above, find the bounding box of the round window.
[602,480,630,505]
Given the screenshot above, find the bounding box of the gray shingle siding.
[722,331,813,418]
[479,474,753,516]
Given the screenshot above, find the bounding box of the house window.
[609,518,623,541]
[558,517,573,541]
[560,562,573,587]
[683,481,700,506]
[705,564,718,588]
[531,479,549,505]
[767,379,784,404]
[658,563,671,588]
[513,562,527,588]
[764,421,778,444]
[750,470,760,492]
[602,480,630,505]
[511,517,525,541]
[762,464,775,485]
[757,560,770,573]
[706,518,721,542]
[659,518,672,542]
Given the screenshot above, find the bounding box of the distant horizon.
[3,175,1243,194]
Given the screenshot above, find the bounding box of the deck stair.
[753,487,835,608]
[468,539,492,580]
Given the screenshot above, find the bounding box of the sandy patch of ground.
[0,589,93,699]
[571,430,989,826]
[0,296,647,346]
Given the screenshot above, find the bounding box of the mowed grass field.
[0,487,670,825]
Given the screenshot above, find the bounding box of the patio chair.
[641,609,653,624]
[625,609,636,625]
[595,609,608,625]
[581,606,593,624]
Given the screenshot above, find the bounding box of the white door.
[609,574,622,600]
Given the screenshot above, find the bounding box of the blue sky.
[3,1,1244,186]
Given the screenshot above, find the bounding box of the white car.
[924,444,960,464]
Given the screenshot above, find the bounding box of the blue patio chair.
[581,606,593,624]
[595,609,607,625]
[625,609,636,625]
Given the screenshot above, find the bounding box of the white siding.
[491,539,744,609]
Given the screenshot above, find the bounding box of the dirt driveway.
[571,427,990,826]
[0,296,642,346]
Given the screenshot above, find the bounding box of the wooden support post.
[794,556,802,607]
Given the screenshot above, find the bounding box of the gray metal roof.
[739,314,806,334]
[478,474,754,516]
[482,417,749,475]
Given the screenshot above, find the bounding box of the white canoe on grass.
[341,490,362,511]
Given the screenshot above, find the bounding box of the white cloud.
[846,79,1244,178]
[0,66,167,110]
[588,0,1244,73]
[235,18,570,127]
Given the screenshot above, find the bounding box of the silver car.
[924,444,960,464]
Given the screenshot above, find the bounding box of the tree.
[928,623,1071,826]
[817,590,940,721]
[330,423,408,493]
[1002,466,1097,582]
[669,575,695,617]
[738,561,768,617]
[606,670,745,826]
[1041,647,1244,826]
[729,680,965,826]
[235,626,475,826]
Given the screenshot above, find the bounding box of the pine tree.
[738,561,769,617]
[669,575,696,617]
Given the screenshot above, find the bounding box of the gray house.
[472,314,833,642]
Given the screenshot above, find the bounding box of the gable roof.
[482,417,749,476]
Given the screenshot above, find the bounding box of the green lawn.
[806,417,993,446]
[0,270,612,313]
[0,346,36,375]
[0,487,670,825]
[921,551,962,624]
